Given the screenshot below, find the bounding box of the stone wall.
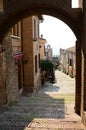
[2,33,19,105]
[0,46,7,108]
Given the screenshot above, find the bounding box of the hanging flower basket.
[13,52,24,60]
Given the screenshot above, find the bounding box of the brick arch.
[0,0,82,42]
[0,0,83,118]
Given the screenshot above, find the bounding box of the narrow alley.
[0,70,85,130]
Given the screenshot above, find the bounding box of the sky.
[39,0,79,56]
[40,15,76,56]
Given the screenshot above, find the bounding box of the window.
[69,59,73,66]
[39,53,40,68]
[44,45,46,56]
[35,55,37,73]
[38,23,39,38]
[34,19,36,39]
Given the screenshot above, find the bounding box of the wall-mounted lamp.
[2,48,6,52]
[15,60,18,65]
[22,59,28,64]
[0,47,6,53]
[33,37,37,41]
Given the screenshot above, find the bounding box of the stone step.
[21,95,75,99]
[19,99,74,103]
[25,128,85,130]
[24,119,85,130]
[18,100,74,106]
[0,119,85,130]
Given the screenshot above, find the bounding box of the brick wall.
[0,0,81,43]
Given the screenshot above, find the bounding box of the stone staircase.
[0,91,85,130]
[25,119,85,130]
[0,72,86,130]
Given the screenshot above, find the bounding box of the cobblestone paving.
[0,70,85,130]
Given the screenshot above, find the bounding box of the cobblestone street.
[0,70,85,130]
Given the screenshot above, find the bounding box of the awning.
[13,52,24,60]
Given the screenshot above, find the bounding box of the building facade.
[59,46,76,77]
[46,44,53,61]
[52,56,58,63]
[22,16,41,94]
[39,35,47,60]
[0,15,42,107]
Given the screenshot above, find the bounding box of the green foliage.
[40,60,54,72]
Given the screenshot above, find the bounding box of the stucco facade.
[0,15,41,106]
[22,16,41,94]
[60,46,76,78]
[39,35,47,60]
[46,44,53,61]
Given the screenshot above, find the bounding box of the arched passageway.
[0,0,86,124]
[0,0,82,41]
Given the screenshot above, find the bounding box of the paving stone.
[0,70,85,130]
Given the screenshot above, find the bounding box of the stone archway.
[0,0,83,118]
[0,0,82,42]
